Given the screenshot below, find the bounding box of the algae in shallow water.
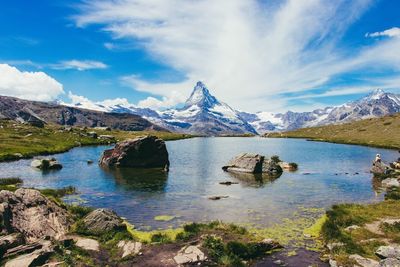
[154,215,175,221]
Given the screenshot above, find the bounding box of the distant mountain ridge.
[0,95,165,132]
[83,83,399,135]
[7,82,399,135]
[242,88,400,133]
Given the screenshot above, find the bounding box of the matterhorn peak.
[184,81,219,109]
[363,88,386,101]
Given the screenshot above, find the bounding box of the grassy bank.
[0,120,192,162]
[266,113,400,149]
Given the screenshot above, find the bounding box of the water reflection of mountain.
[102,167,168,192]
[227,172,281,188]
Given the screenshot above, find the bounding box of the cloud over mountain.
[0,64,64,101]
[73,0,400,112]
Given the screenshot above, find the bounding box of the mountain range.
[1,82,399,135]
[66,82,400,135]
[0,95,164,132]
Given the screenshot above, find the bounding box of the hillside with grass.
[0,120,192,162]
[266,113,400,149]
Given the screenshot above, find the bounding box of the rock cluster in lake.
[30,158,62,170]
[99,135,170,171]
[222,153,284,175]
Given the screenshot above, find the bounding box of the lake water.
[0,137,397,230]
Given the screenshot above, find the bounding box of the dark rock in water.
[0,189,71,242]
[30,158,62,170]
[219,181,238,186]
[208,196,229,200]
[87,160,94,164]
[222,153,283,175]
[99,136,170,170]
[83,208,126,234]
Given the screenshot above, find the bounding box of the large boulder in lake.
[222,153,283,175]
[99,136,170,170]
[0,189,72,242]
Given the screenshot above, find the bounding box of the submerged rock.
[83,208,126,234]
[208,195,229,200]
[30,158,62,170]
[0,189,71,242]
[99,135,170,170]
[222,153,283,175]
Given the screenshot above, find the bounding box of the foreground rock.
[173,245,207,265]
[349,254,379,267]
[99,136,170,170]
[0,189,71,242]
[222,153,283,175]
[83,208,126,234]
[376,245,400,259]
[30,158,62,170]
[117,240,142,258]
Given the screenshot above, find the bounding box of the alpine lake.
[0,137,397,235]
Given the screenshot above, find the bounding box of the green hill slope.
[266,113,400,149]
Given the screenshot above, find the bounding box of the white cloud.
[366,27,400,38]
[74,0,400,112]
[52,60,108,71]
[0,64,64,101]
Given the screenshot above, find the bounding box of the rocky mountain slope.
[3,83,399,135]
[70,82,257,136]
[241,89,400,133]
[0,95,165,131]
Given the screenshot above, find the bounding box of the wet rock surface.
[99,135,170,170]
[222,153,284,175]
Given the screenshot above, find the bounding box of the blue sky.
[0,0,399,112]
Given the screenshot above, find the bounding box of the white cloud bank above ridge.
[74,0,400,111]
[0,64,64,101]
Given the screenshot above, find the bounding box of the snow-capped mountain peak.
[184,81,219,109]
[361,88,386,102]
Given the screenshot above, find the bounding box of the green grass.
[320,200,400,265]
[266,113,400,149]
[0,120,193,162]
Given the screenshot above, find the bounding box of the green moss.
[40,186,76,199]
[0,177,23,185]
[303,214,327,238]
[154,215,175,221]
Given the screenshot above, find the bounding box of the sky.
[0,0,400,112]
